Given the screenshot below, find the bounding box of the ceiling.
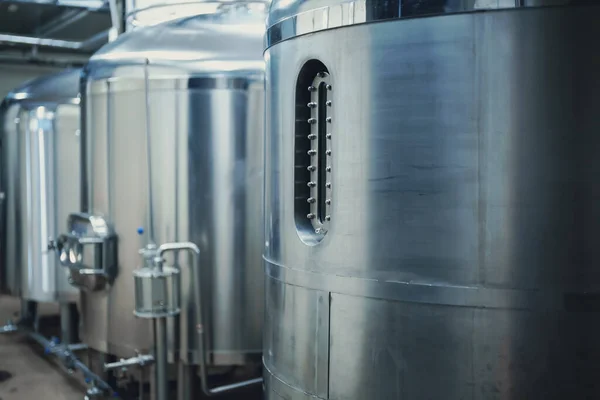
[0,0,117,66]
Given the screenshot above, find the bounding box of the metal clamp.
[49,213,118,291]
[0,320,18,334]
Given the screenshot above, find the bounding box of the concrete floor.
[0,297,264,400]
[0,296,82,400]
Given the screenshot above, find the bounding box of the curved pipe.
[156,242,262,396]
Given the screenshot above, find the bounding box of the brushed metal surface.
[124,0,230,30]
[79,8,265,363]
[264,275,329,398]
[0,69,81,303]
[266,0,582,48]
[264,5,600,399]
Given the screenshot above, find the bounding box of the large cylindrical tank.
[76,3,265,366]
[264,1,600,399]
[0,69,81,304]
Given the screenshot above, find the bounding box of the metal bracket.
[0,320,18,334]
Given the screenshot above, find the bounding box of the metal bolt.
[307,197,316,204]
[326,133,332,139]
[326,199,331,205]
[325,215,331,221]
[326,117,332,123]
[307,102,317,108]
[326,182,332,188]
[308,134,317,140]
[326,166,332,172]
[326,150,332,156]
[307,181,316,188]
[308,118,317,124]
[308,86,317,92]
[315,228,323,234]
[307,165,316,171]
[326,100,332,107]
[308,149,317,156]
[307,213,316,219]
[326,84,332,90]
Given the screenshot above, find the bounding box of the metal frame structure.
[0,0,123,65]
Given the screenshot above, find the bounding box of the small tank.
[264,1,600,399]
[0,69,81,304]
[0,69,81,342]
[65,1,266,392]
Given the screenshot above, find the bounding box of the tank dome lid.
[3,68,81,106]
[126,0,269,30]
[266,0,580,48]
[86,2,266,80]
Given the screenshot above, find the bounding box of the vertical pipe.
[59,302,73,344]
[177,363,195,400]
[21,300,38,328]
[143,59,155,245]
[154,318,168,400]
[139,361,145,400]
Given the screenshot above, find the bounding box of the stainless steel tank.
[75,2,265,368]
[264,1,600,399]
[0,69,81,304]
[125,0,223,29]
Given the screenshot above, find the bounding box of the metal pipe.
[79,29,110,51]
[202,377,263,395]
[59,302,73,344]
[0,55,86,67]
[20,300,38,329]
[156,242,263,396]
[67,343,88,352]
[26,331,115,395]
[154,318,168,400]
[103,354,154,371]
[0,34,80,49]
[177,363,195,400]
[107,0,122,41]
[0,30,109,51]
[0,0,108,10]
[36,9,90,37]
[143,59,155,245]
[139,360,146,400]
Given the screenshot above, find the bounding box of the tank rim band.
[265,0,586,49]
[265,258,600,312]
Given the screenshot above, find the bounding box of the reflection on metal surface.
[79,5,265,373]
[264,3,600,399]
[266,0,585,48]
[50,212,118,291]
[125,0,269,30]
[0,69,81,303]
